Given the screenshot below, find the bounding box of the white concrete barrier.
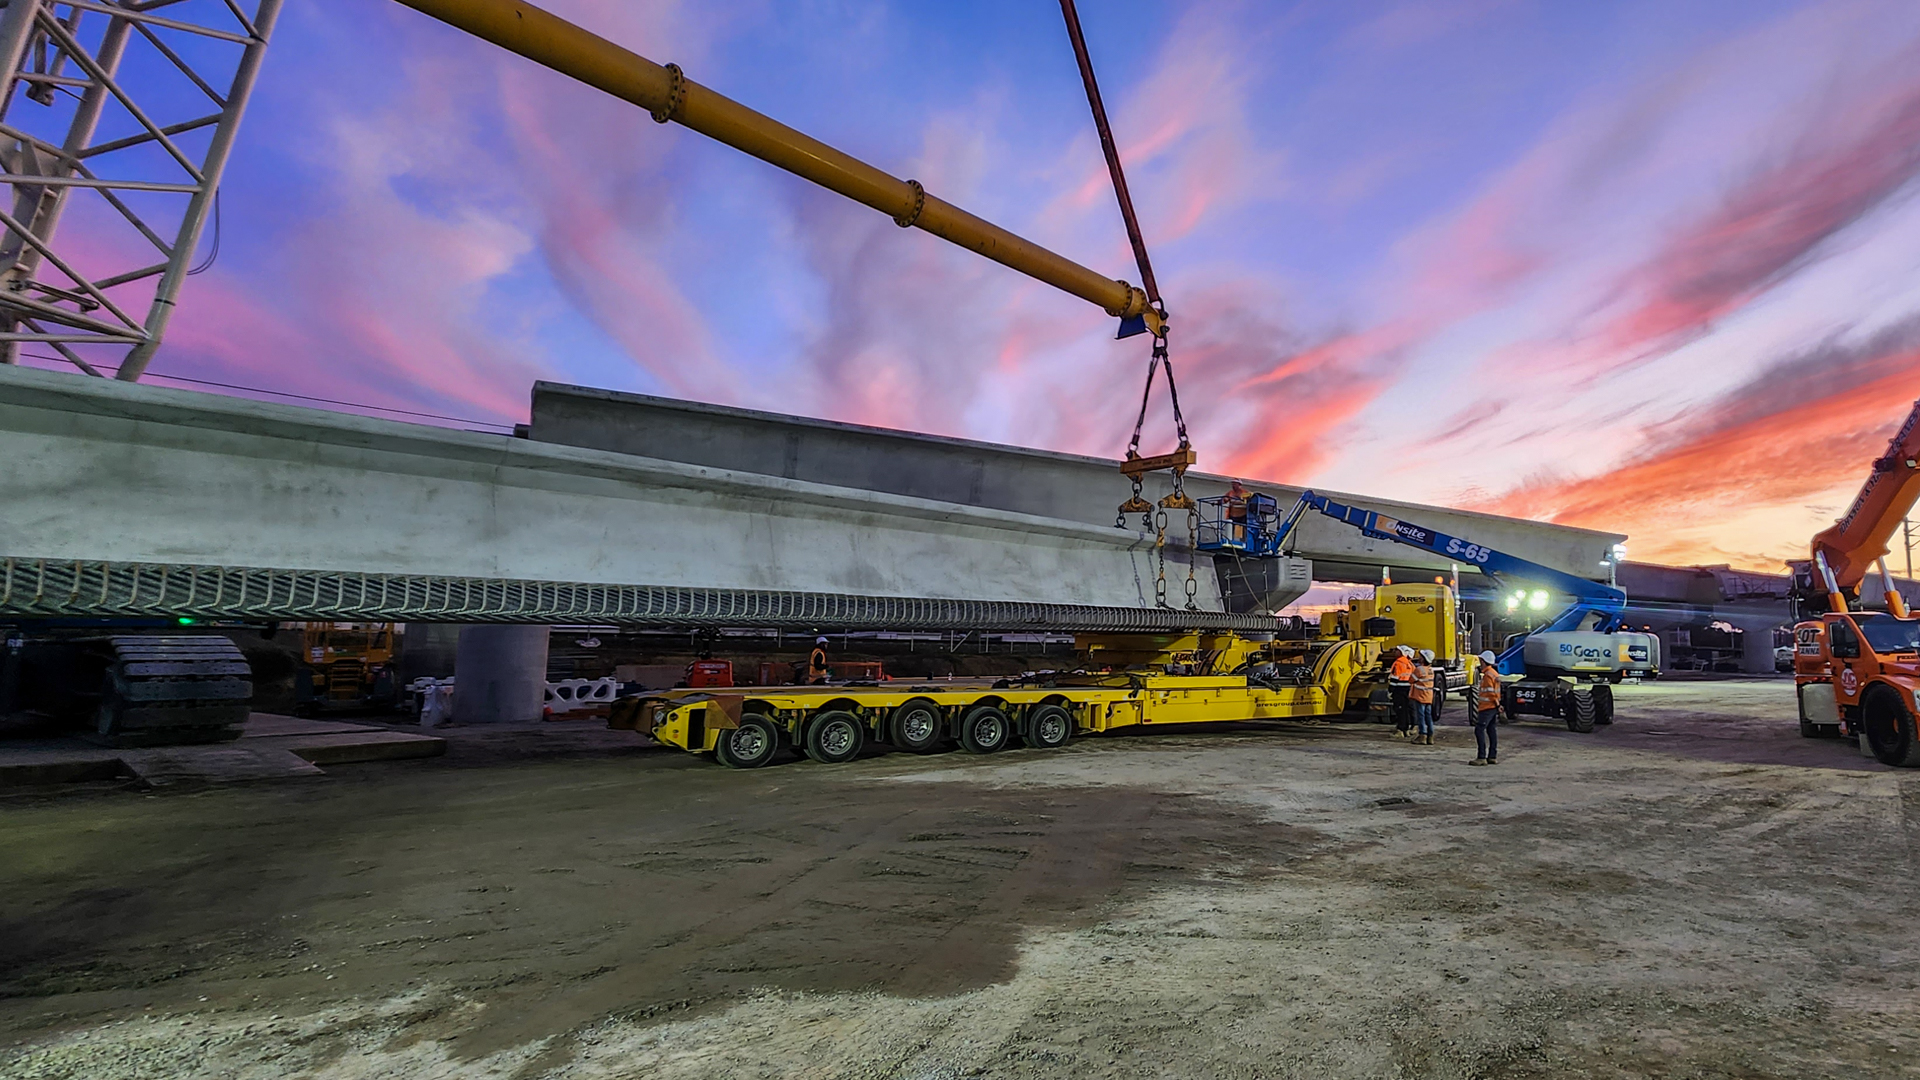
[544,677,618,715]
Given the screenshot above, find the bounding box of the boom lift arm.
[1808,399,1920,617]
[1274,491,1627,676]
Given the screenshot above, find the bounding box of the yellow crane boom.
[392,0,1153,324]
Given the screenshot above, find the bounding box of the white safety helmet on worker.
[1419,649,1435,662]
[815,636,828,645]
[1479,650,1497,664]
[1397,645,1413,656]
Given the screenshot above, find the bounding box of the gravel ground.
[4,677,1918,1079]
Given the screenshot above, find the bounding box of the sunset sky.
[26,0,1920,573]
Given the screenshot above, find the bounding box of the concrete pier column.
[396,623,462,685]
[1726,614,1786,675]
[455,625,550,724]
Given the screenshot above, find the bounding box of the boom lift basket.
[1197,493,1282,557]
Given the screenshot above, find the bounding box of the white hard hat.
[1419,649,1435,662]
[1397,645,1413,656]
[1479,650,1497,664]
[815,636,828,645]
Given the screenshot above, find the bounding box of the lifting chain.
[1154,507,1168,608]
[1119,321,1202,611]
[1124,323,1189,463]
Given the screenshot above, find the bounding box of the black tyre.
[1566,690,1596,733]
[805,710,867,764]
[887,699,946,753]
[1022,704,1073,750]
[715,713,783,769]
[958,705,1012,754]
[1862,686,1920,767]
[1592,685,1614,726]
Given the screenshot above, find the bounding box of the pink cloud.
[1470,322,1920,569]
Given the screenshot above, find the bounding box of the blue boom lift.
[1253,490,1658,732]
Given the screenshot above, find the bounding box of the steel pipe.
[391,0,1151,321]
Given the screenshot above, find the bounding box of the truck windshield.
[1856,614,1920,654]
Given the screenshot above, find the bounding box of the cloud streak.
[1474,321,1920,566]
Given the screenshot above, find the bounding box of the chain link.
[1116,475,1146,529]
[1154,507,1169,608]
[1179,471,1200,610]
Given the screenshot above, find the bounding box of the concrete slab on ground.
[0,714,444,788]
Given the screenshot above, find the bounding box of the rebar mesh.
[0,556,1279,632]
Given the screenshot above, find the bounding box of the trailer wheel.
[716,714,783,769]
[1565,690,1596,733]
[1022,704,1073,750]
[1592,685,1614,726]
[958,705,1012,754]
[1862,686,1920,767]
[805,710,867,764]
[887,699,946,753]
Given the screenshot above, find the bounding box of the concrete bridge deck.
[0,365,1261,627]
[1,365,1622,627]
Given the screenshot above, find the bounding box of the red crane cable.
[1058,0,1160,309]
[1059,0,1188,463]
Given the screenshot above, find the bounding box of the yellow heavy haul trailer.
[612,582,1465,768]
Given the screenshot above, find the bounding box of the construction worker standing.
[1224,480,1251,543]
[1470,650,1502,765]
[1410,649,1436,745]
[807,636,831,685]
[1388,645,1415,737]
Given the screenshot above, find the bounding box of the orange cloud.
[1476,331,1920,569]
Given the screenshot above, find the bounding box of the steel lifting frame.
[0,0,279,380]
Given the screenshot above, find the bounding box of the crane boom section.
[392,0,1151,322]
[1276,491,1626,674]
[1811,399,1920,593]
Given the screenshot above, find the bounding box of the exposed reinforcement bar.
[0,557,1283,633]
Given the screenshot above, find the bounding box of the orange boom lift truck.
[1792,400,1920,764]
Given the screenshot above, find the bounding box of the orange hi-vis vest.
[1389,655,1414,686]
[1411,663,1434,705]
[1474,663,1502,711]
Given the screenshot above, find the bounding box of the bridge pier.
[455,625,550,724]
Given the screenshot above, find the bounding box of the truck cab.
[1796,611,1920,764]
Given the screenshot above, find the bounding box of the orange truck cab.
[1795,611,1920,765]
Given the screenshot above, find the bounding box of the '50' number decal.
[1444,538,1493,563]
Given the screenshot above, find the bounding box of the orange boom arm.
[1812,399,1920,614]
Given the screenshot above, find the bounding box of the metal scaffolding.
[0,0,279,380]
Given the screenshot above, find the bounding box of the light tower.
[0,0,279,380]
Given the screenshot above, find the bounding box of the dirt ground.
[5,677,1920,1079]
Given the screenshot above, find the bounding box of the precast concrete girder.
[0,365,1297,628]
[528,382,1629,586]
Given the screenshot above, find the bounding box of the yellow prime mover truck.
[611,581,1465,768]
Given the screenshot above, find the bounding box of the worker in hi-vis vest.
[1388,645,1415,737]
[808,637,831,685]
[1470,651,1502,765]
[1410,649,1436,746]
